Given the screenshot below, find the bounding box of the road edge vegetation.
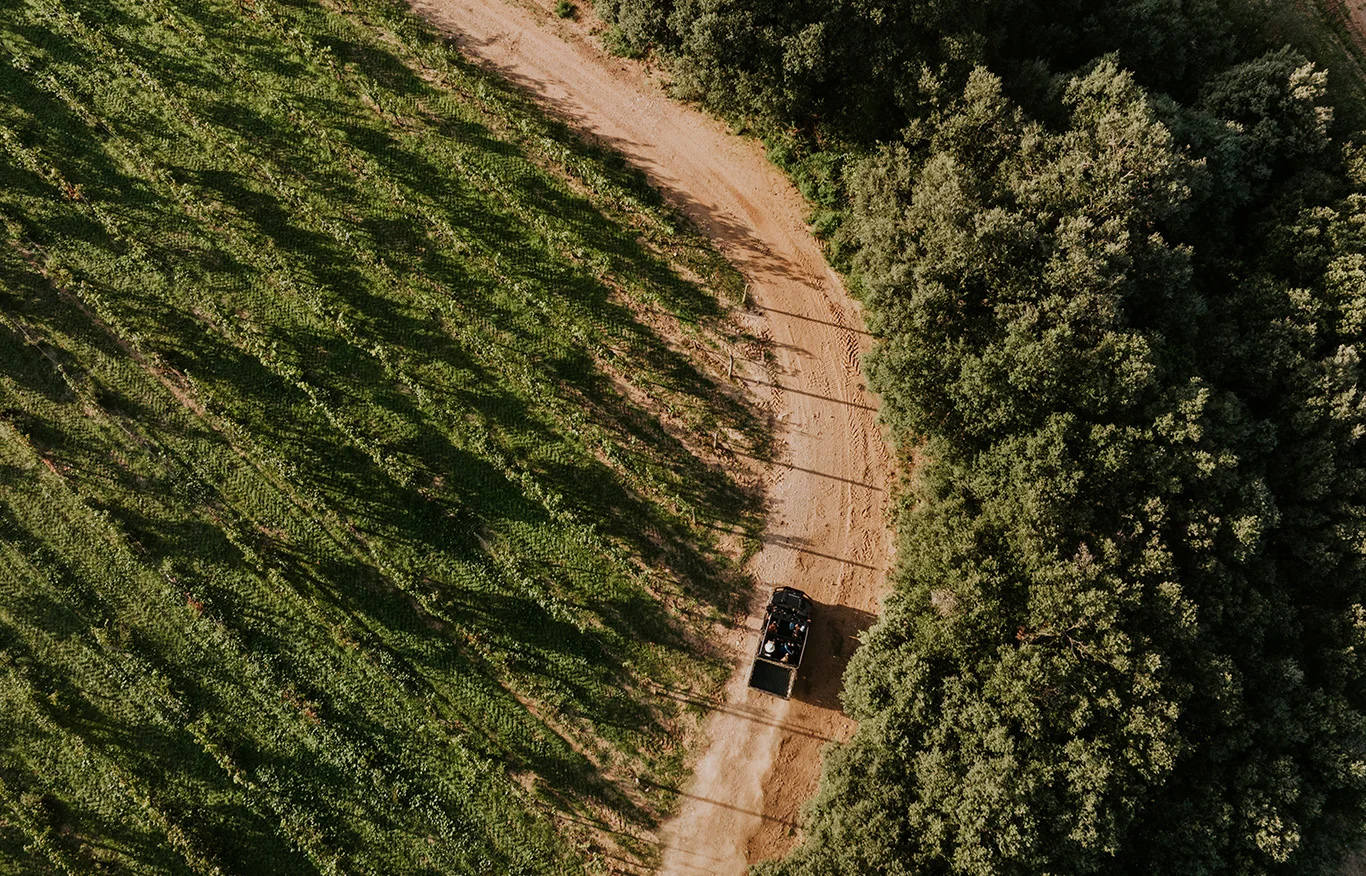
[593,0,1366,872]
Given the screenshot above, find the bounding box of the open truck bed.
[748,657,797,698]
[747,587,813,699]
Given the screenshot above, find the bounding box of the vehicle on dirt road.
[747,587,812,699]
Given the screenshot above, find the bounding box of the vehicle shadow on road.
[795,600,878,712]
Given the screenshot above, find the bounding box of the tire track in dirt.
[409,1,894,872]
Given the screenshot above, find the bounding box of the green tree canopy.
[595,0,1366,870]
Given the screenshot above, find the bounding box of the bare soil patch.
[409,0,894,872]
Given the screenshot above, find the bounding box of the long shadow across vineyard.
[0,0,770,871]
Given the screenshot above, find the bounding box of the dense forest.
[596,0,1366,873]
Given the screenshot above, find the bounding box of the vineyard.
[0,0,767,872]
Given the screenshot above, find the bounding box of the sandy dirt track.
[411,1,894,871]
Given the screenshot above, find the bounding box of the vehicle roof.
[769,587,812,616]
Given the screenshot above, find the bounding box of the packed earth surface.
[411,0,895,871]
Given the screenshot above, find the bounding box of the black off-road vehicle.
[747,587,812,699]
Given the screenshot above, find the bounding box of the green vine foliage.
[0,0,763,872]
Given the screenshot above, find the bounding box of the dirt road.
[412,1,893,871]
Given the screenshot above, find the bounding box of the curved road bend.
[412,1,894,871]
